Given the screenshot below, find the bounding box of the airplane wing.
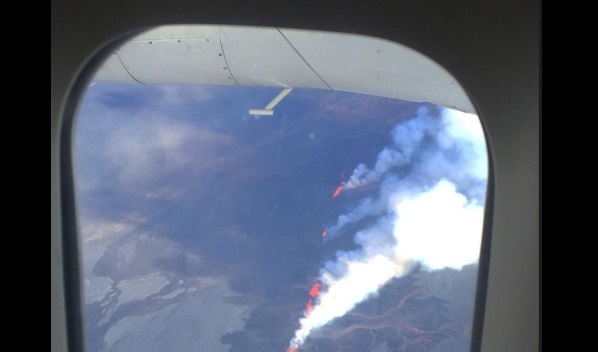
[93,25,475,114]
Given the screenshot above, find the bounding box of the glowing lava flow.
[332,182,346,198]
[287,341,299,352]
[304,299,313,317]
[288,281,323,352]
[309,282,321,298]
[288,179,343,352]
[304,282,321,318]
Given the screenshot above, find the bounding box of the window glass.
[74,26,488,352]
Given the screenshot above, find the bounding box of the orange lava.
[332,181,346,198]
[287,340,299,352]
[304,299,313,318]
[309,282,321,297]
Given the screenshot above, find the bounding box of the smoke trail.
[344,107,436,190]
[287,106,487,350]
[325,106,487,239]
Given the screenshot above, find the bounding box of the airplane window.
[73,26,488,352]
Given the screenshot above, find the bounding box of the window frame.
[58,26,495,352]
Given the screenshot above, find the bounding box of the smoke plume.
[287,106,488,351]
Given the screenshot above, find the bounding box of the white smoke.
[344,107,437,190]
[288,107,488,350]
[326,106,487,239]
